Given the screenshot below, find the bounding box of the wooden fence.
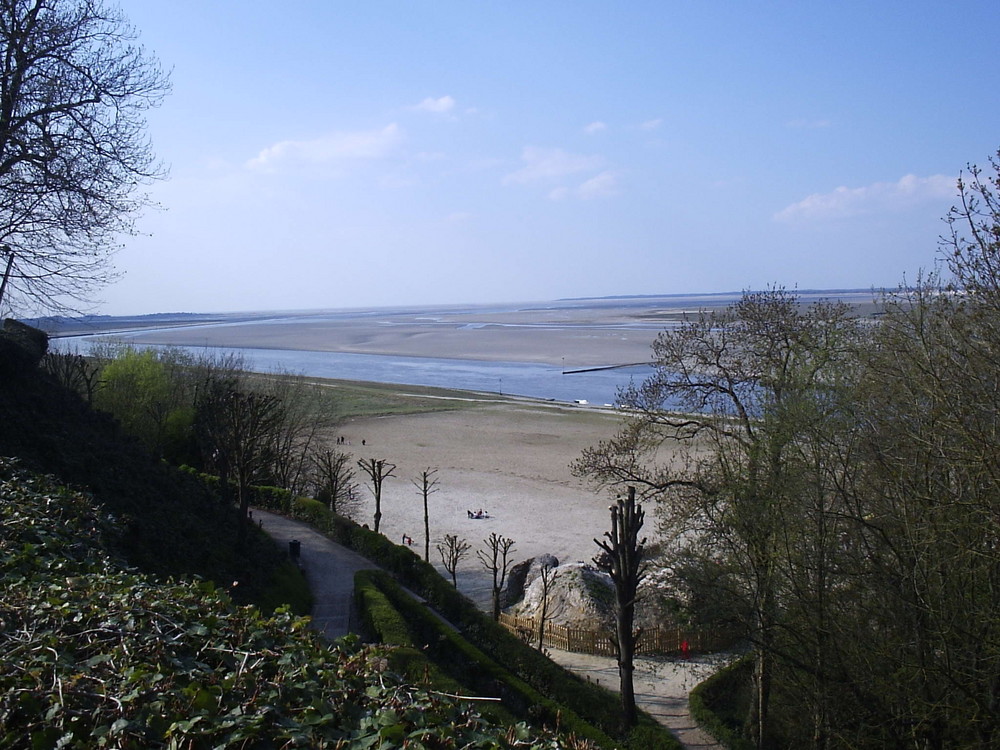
[498,613,732,656]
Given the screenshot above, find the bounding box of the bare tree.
[310,447,359,518]
[195,376,283,548]
[42,350,100,403]
[536,564,561,651]
[575,289,861,747]
[257,371,338,497]
[477,532,516,621]
[436,534,471,588]
[411,467,440,562]
[594,486,647,730]
[0,0,170,315]
[357,457,396,534]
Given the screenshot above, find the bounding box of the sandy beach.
[335,397,627,607]
[96,293,872,605]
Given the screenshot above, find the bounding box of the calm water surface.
[50,292,873,404]
[53,337,654,406]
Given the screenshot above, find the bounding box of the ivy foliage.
[0,459,591,749]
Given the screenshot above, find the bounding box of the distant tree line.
[574,151,1000,749]
[42,345,360,541]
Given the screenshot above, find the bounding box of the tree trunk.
[423,495,430,562]
[236,479,250,550]
[617,607,638,728]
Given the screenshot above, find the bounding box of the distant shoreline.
[39,290,880,370]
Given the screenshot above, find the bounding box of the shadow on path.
[255,509,379,639]
[255,508,723,749]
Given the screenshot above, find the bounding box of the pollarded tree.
[0,0,170,315]
[412,467,439,563]
[594,486,647,730]
[436,534,470,588]
[476,532,515,621]
[357,457,396,534]
[574,288,861,748]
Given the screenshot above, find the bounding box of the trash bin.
[289,539,301,560]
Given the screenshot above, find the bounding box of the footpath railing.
[498,613,731,656]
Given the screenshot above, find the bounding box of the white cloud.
[775,173,956,222]
[639,118,662,131]
[246,124,403,171]
[414,95,456,113]
[503,146,605,185]
[584,121,607,135]
[576,171,619,199]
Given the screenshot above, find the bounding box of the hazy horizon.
[62,1,996,317]
[43,286,885,322]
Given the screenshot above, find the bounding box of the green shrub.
[264,497,681,747]
[1,459,571,749]
[689,655,754,750]
[354,570,518,727]
[356,569,617,747]
[255,559,312,615]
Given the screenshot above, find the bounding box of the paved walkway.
[255,509,721,749]
[544,649,724,749]
[255,509,380,638]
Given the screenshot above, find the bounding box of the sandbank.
[118,303,665,368]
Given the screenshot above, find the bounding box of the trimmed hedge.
[354,569,519,727]
[356,569,616,747]
[0,459,579,750]
[255,495,679,749]
[688,655,754,750]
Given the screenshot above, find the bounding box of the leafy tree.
[195,376,283,548]
[93,347,172,451]
[575,288,860,747]
[41,350,100,403]
[255,371,338,497]
[0,0,169,315]
[477,532,516,621]
[811,155,1000,748]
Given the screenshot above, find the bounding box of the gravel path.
[256,509,722,749]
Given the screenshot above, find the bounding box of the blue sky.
[103,0,999,315]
